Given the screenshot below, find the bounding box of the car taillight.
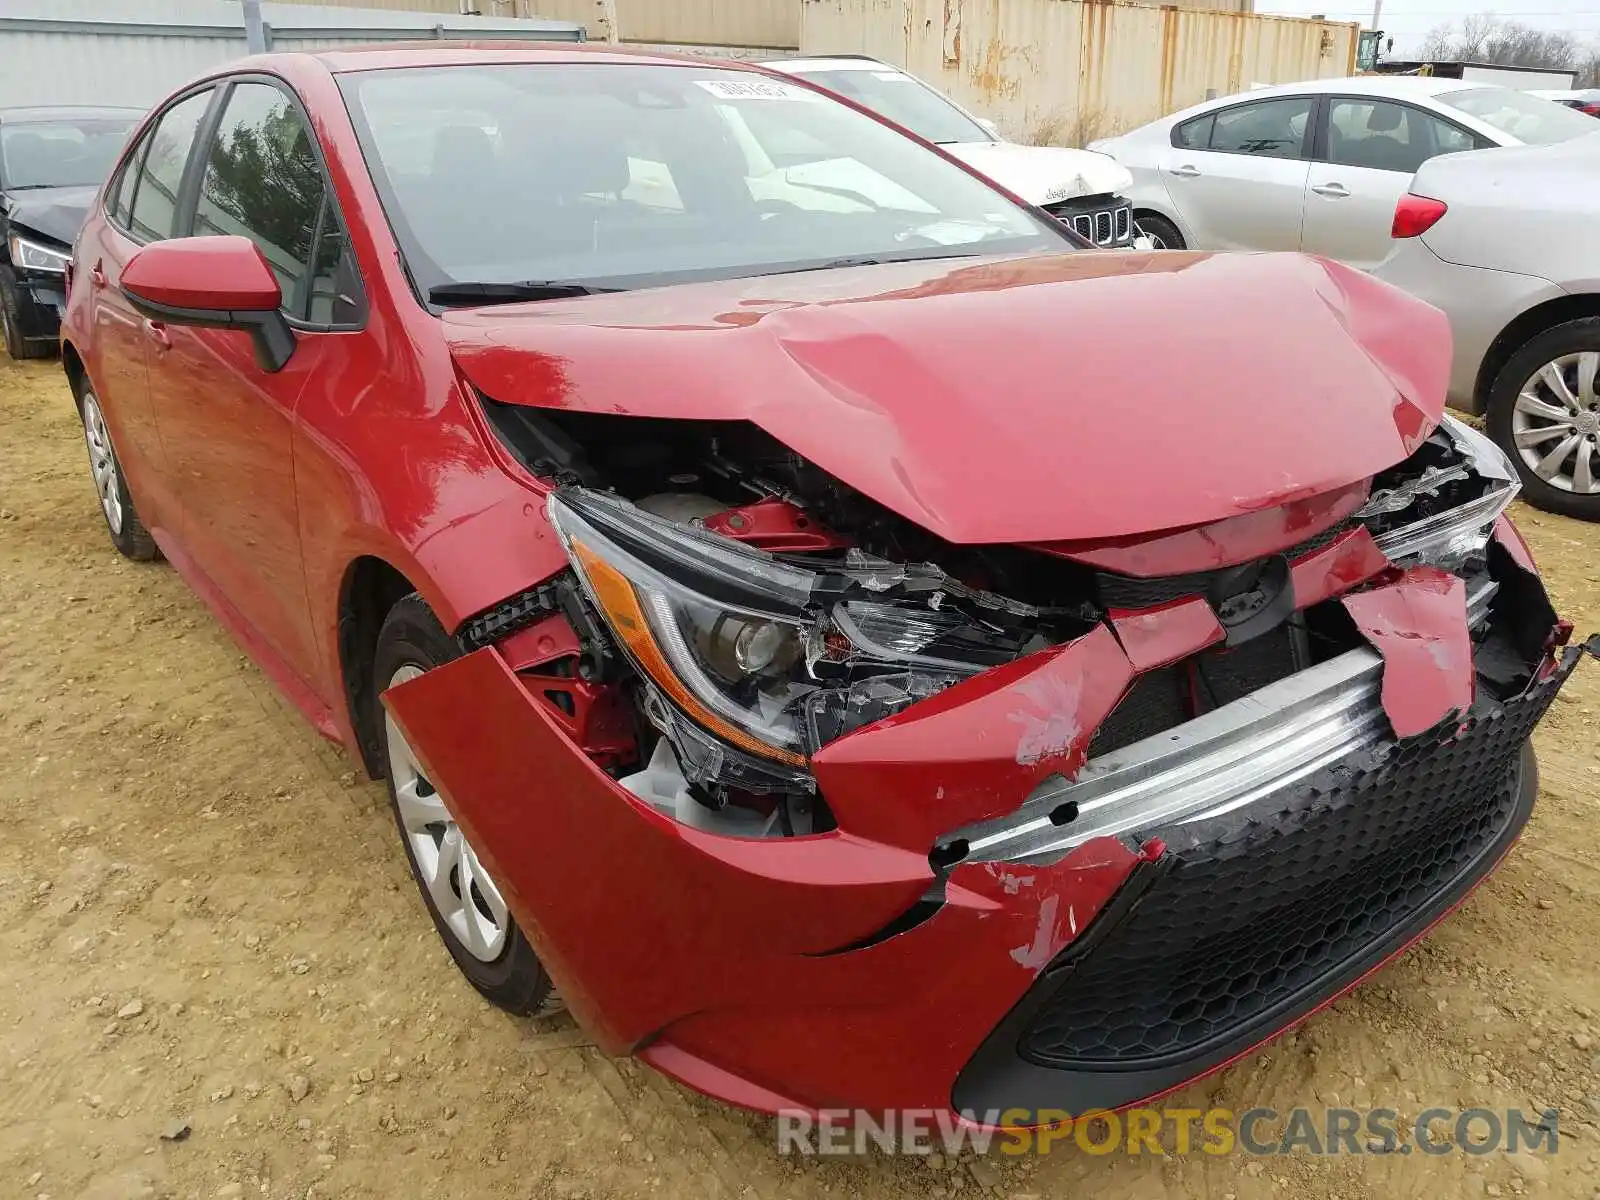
[1580,102,1600,117]
[1392,194,1448,239]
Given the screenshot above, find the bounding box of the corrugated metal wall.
[0,0,583,108]
[800,0,1354,142]
[498,0,800,48]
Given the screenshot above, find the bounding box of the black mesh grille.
[1088,667,1189,756]
[1020,673,1561,1068]
[1090,626,1308,757]
[1094,519,1355,611]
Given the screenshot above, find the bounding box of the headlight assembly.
[1362,414,1519,568]
[7,231,71,275]
[547,488,1040,789]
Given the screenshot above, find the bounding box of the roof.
[761,55,894,73]
[0,105,144,123]
[300,40,744,74]
[1242,74,1480,100]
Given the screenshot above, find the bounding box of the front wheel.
[374,594,563,1016]
[1486,318,1600,521]
[1133,213,1185,251]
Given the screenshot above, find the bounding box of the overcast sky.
[1256,0,1600,52]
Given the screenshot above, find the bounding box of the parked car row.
[0,106,139,357]
[44,42,1590,1129]
[1092,74,1600,518]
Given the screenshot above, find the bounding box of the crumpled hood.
[2,184,96,248]
[941,142,1133,204]
[445,250,1449,544]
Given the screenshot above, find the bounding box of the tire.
[1485,317,1600,521]
[374,593,563,1016]
[1134,213,1186,251]
[77,385,160,561]
[0,264,52,360]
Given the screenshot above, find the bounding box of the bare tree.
[1411,14,1597,80]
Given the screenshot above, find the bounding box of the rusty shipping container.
[799,0,1356,143]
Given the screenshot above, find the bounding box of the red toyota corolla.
[60,43,1591,1123]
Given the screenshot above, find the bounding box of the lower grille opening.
[1019,665,1559,1068]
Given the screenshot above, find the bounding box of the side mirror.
[121,235,296,372]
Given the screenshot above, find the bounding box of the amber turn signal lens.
[569,541,808,767]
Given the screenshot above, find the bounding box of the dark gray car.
[1,105,140,358]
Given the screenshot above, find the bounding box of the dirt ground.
[2,354,1600,1200]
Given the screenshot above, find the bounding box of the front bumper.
[383,539,1586,1121]
[11,271,66,341]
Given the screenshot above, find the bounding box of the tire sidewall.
[1135,213,1185,251]
[78,386,159,560]
[1486,319,1600,521]
[373,595,554,1011]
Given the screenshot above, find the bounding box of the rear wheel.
[1486,318,1600,521]
[1134,213,1185,250]
[78,387,159,560]
[374,594,563,1016]
[0,265,51,359]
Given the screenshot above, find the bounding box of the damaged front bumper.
[383,519,1592,1120]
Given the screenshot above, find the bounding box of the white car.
[764,55,1142,248]
[1091,76,1600,267]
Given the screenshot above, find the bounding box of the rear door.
[82,86,219,535]
[1158,95,1315,252]
[1301,97,1484,270]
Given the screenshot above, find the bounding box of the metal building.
[0,0,585,109]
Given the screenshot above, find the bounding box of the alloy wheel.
[384,664,511,962]
[1512,351,1600,495]
[81,392,125,534]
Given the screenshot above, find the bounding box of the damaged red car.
[61,44,1592,1123]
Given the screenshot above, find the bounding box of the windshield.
[782,66,992,145]
[337,64,1061,301]
[1440,87,1600,145]
[0,117,135,189]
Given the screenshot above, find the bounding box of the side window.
[127,90,214,242]
[1173,114,1214,149]
[110,141,143,228]
[1206,97,1313,160]
[193,81,333,320]
[1327,99,1476,174]
[304,202,364,325]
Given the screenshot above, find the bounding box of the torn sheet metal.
[1289,525,1390,610]
[812,624,1134,852]
[1342,566,1473,738]
[1109,596,1225,672]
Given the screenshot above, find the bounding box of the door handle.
[1168,164,1201,178]
[90,260,108,288]
[1311,182,1350,198]
[142,319,171,351]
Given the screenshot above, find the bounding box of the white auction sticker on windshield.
[695,78,820,102]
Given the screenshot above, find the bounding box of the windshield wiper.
[427,280,624,305]
[753,252,981,278]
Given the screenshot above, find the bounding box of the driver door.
[147,78,365,690]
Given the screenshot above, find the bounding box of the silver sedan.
[1373,135,1600,520]
[1091,76,1598,270]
